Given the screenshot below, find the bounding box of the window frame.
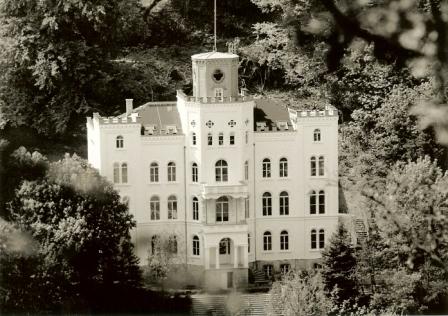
[279,191,289,215]
[310,156,317,176]
[262,192,272,216]
[192,196,199,221]
[280,230,289,250]
[263,231,272,251]
[216,196,229,222]
[150,196,160,220]
[121,163,128,183]
[215,160,228,182]
[116,135,124,149]
[192,132,197,146]
[318,156,325,176]
[262,158,271,178]
[192,163,198,183]
[168,162,176,182]
[150,162,159,183]
[168,195,178,220]
[229,132,235,145]
[208,133,213,146]
[313,129,321,142]
[279,157,288,178]
[192,235,200,256]
[318,190,325,214]
[218,132,224,145]
[310,190,317,215]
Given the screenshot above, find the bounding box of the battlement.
[288,106,338,120]
[93,112,140,125]
[177,90,253,104]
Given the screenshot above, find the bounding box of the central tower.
[191,52,239,99]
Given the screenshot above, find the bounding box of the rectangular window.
[245,198,249,219]
[208,134,213,146]
[230,135,235,145]
[215,88,223,98]
[263,265,273,279]
[280,264,290,274]
[219,133,224,145]
[193,199,199,221]
[244,162,249,180]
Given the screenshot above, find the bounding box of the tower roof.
[191,51,238,60]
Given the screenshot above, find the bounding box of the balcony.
[201,182,249,200]
[202,223,248,235]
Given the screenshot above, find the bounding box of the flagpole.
[214,0,217,51]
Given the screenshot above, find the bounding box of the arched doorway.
[219,237,233,266]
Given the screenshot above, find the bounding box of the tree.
[0,0,142,135]
[321,222,359,307]
[146,234,179,284]
[4,153,141,312]
[268,270,335,316]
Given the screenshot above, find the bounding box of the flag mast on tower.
[213,0,217,51]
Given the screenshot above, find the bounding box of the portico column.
[205,246,210,269]
[234,245,238,268]
[215,246,220,269]
[243,245,248,268]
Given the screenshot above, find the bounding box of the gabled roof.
[253,99,293,132]
[132,102,183,134]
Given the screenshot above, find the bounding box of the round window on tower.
[212,69,224,83]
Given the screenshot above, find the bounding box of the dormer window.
[276,121,288,131]
[166,126,177,135]
[256,122,266,132]
[144,125,156,135]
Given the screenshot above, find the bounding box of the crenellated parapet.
[177,90,252,104]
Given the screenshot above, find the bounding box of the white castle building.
[87,50,339,289]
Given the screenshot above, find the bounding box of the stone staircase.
[190,293,273,315]
[354,218,368,243]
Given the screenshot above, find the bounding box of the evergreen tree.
[321,222,359,306]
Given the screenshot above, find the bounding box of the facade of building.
[87,51,339,289]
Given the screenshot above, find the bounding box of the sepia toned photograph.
[0,0,448,315]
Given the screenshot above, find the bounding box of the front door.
[227,272,233,288]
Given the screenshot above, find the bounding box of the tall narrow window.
[168,195,177,219]
[113,162,120,183]
[245,198,249,219]
[219,132,224,145]
[169,235,177,254]
[279,191,289,215]
[311,229,317,249]
[279,158,288,177]
[168,162,176,182]
[319,190,325,214]
[245,131,248,144]
[192,163,198,182]
[313,129,321,142]
[121,163,128,183]
[215,160,228,182]
[219,238,231,254]
[150,162,159,183]
[280,264,290,274]
[150,196,160,220]
[319,229,325,249]
[262,158,271,178]
[310,156,317,176]
[248,233,251,253]
[192,132,197,145]
[116,135,124,148]
[151,235,160,254]
[208,133,213,146]
[193,235,200,255]
[216,196,229,222]
[244,161,249,180]
[229,133,235,145]
[262,192,272,216]
[318,156,325,176]
[310,190,317,214]
[264,265,273,278]
[280,230,289,250]
[263,231,272,251]
[192,197,199,221]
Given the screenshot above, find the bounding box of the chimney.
[125,99,133,116]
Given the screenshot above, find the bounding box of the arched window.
[229,132,235,145]
[310,190,317,214]
[216,196,229,222]
[192,197,199,221]
[192,163,198,182]
[263,231,272,251]
[280,230,289,250]
[310,156,317,176]
[116,135,124,148]
[319,190,325,214]
[245,198,249,219]
[208,133,213,146]
[262,192,272,216]
[313,129,321,142]
[318,156,325,176]
[150,162,159,182]
[311,229,317,249]
[192,235,200,255]
[219,238,231,254]
[215,160,228,182]
[169,235,177,254]
[121,163,128,183]
[168,162,176,182]
[248,233,251,253]
[244,160,249,180]
[192,132,197,146]
[219,132,224,145]
[279,191,289,215]
[151,235,160,254]
[262,158,271,178]
[319,229,325,248]
[168,195,177,219]
[113,162,120,183]
[279,158,288,177]
[150,196,160,220]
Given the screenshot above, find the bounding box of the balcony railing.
[201,182,249,200]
